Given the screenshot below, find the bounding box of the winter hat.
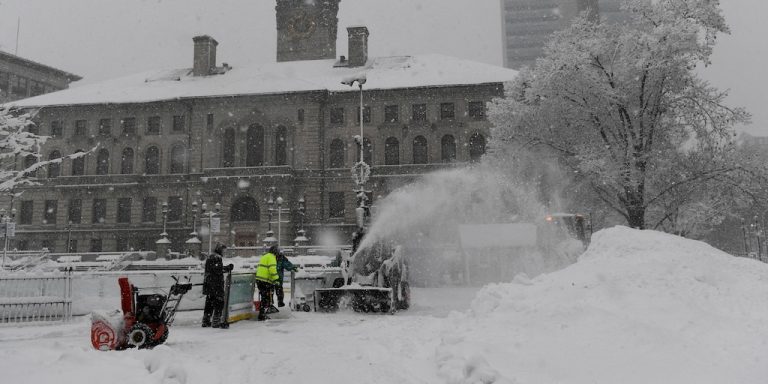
[214,243,227,255]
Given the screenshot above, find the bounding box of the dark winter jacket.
[276,253,297,283]
[203,254,232,297]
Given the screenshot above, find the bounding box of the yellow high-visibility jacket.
[256,252,279,284]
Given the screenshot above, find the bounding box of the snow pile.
[441,226,768,384]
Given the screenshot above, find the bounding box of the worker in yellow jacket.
[256,245,280,321]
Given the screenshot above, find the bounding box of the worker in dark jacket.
[202,243,233,328]
[255,245,280,321]
[275,251,298,307]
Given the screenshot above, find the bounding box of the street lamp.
[1,208,16,269]
[341,75,371,229]
[201,202,221,255]
[190,201,199,238]
[161,202,169,238]
[294,196,309,247]
[67,221,73,253]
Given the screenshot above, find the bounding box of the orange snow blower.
[91,276,193,350]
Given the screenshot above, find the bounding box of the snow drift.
[440,226,768,384]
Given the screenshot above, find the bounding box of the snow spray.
[357,161,579,286]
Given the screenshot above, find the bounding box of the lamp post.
[67,221,73,253]
[1,208,16,269]
[161,202,169,238]
[190,201,199,238]
[341,75,371,229]
[201,202,221,255]
[293,196,309,247]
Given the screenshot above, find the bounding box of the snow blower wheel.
[127,323,155,349]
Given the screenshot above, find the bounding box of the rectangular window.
[330,107,345,125]
[44,200,58,224]
[20,200,33,225]
[116,238,129,252]
[468,101,485,120]
[412,104,427,122]
[74,120,88,136]
[329,192,345,218]
[15,76,27,96]
[68,199,82,224]
[297,109,305,123]
[356,106,371,124]
[0,72,8,93]
[117,198,132,223]
[142,197,157,223]
[440,103,455,120]
[98,119,112,136]
[207,113,214,130]
[51,120,64,137]
[167,196,183,222]
[384,105,399,123]
[172,115,185,132]
[30,81,44,96]
[90,239,103,252]
[121,117,136,135]
[147,116,161,135]
[92,199,106,224]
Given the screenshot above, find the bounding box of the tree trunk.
[627,207,645,229]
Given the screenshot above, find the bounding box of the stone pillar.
[155,237,171,260]
[185,237,202,259]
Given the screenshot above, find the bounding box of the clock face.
[287,11,317,40]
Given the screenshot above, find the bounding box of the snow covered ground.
[2,226,768,384]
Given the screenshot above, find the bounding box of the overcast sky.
[0,0,765,134]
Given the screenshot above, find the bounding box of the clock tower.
[276,0,341,62]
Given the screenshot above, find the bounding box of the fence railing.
[0,269,73,324]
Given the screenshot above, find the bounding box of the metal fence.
[0,269,73,324]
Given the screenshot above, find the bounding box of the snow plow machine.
[314,242,411,314]
[91,276,192,350]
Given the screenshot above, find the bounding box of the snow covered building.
[6,0,517,253]
[501,0,630,69]
[0,50,81,104]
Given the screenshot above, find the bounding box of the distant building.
[0,50,81,103]
[500,0,631,69]
[6,0,518,253]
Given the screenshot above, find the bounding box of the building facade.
[7,0,517,254]
[500,0,630,69]
[0,50,81,104]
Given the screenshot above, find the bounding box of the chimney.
[347,26,369,68]
[193,35,218,76]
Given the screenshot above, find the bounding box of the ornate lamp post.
[341,75,371,229]
[293,196,309,247]
[201,202,221,255]
[1,208,16,269]
[160,202,169,238]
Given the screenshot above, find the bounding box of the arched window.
[96,149,110,175]
[441,135,456,163]
[275,126,287,166]
[413,136,428,164]
[24,154,37,177]
[469,133,486,162]
[71,150,86,176]
[384,137,400,165]
[223,128,236,167]
[356,138,373,165]
[121,148,134,174]
[246,124,264,166]
[48,151,61,178]
[145,146,160,175]
[330,139,345,168]
[231,197,260,222]
[170,145,186,174]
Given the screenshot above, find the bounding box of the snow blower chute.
[91,276,192,351]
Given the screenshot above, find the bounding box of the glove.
[292,267,299,272]
[226,264,234,272]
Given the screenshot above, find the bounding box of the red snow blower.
[91,276,193,350]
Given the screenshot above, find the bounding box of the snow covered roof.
[7,54,518,108]
[458,223,538,249]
